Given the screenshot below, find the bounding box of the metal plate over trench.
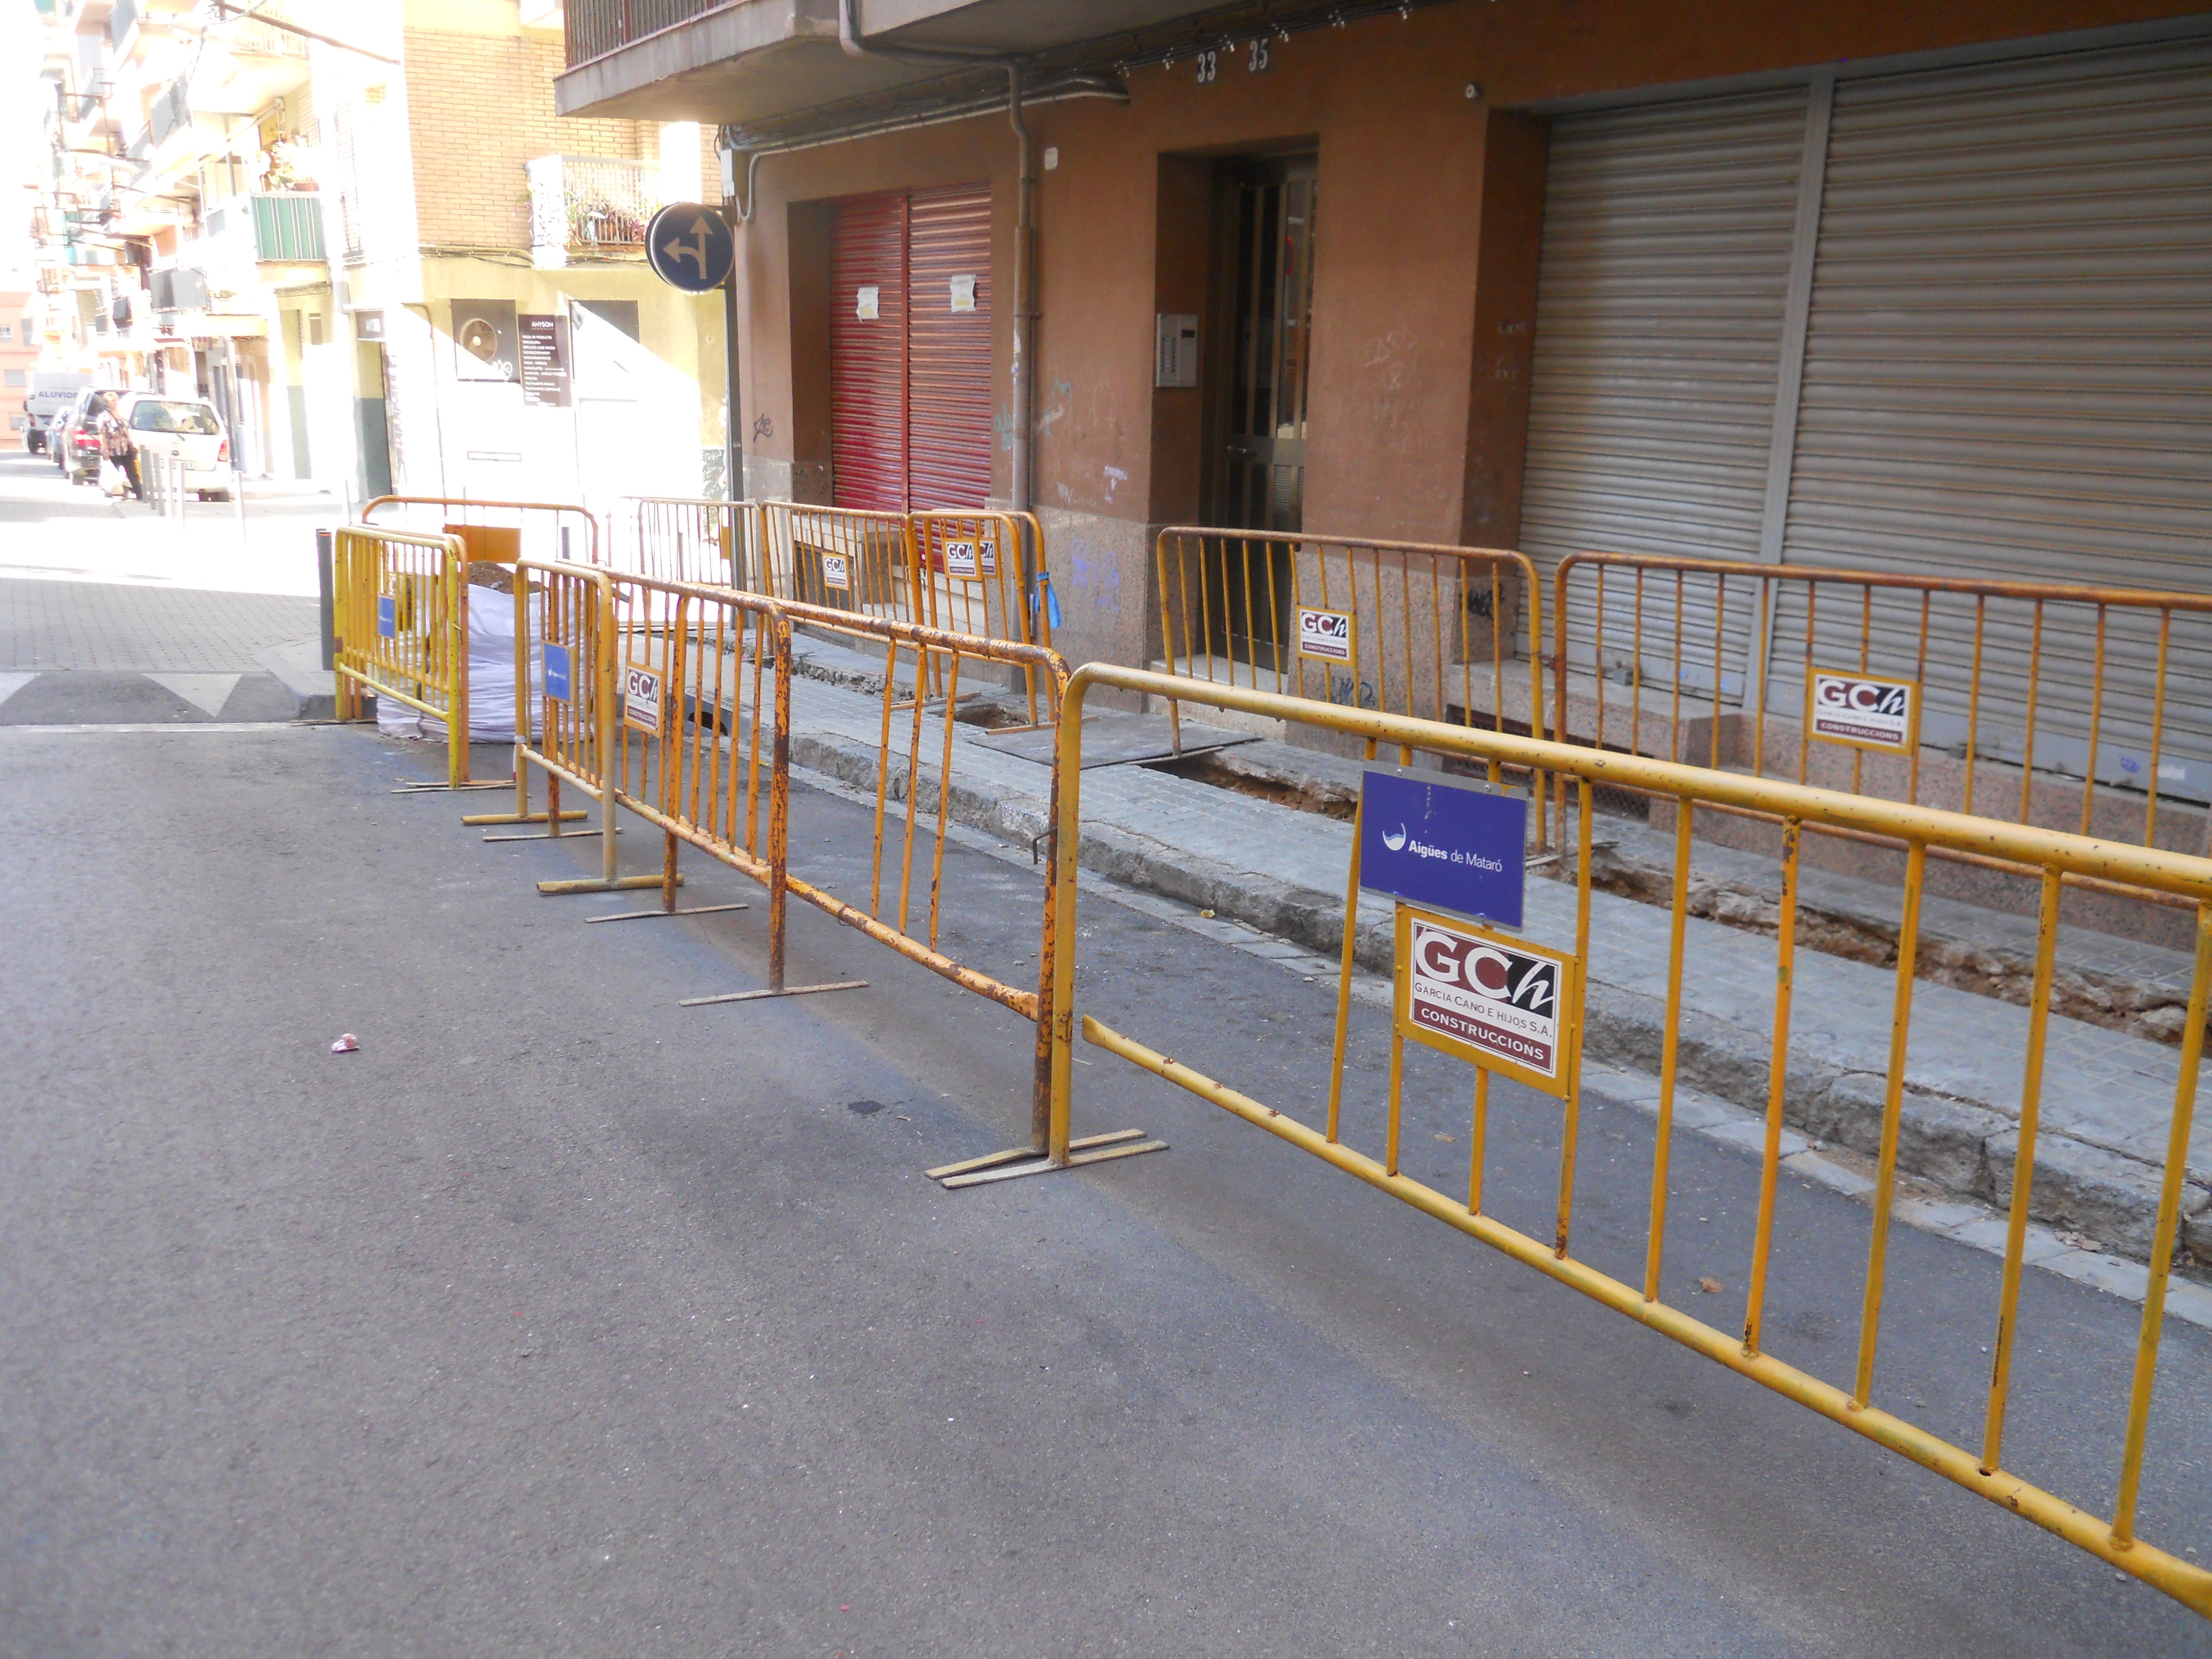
[975,711,1258,770]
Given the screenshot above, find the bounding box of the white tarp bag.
[377,589,542,742]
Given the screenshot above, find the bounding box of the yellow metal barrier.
[1044,663,2212,1619]
[502,558,659,895]
[364,494,602,567]
[755,501,914,616]
[332,523,470,789]
[619,496,760,588]
[742,594,1149,1180]
[597,570,818,954]
[1552,551,2212,906]
[909,509,1057,726]
[1155,524,1547,737]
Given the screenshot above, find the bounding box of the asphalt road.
[6,721,2212,1656]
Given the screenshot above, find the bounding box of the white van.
[118,393,232,500]
[24,373,93,455]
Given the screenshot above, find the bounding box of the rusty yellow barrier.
[1044,662,2212,1620]
[1155,524,1547,749]
[1552,550,2212,907]
[908,509,1057,723]
[754,501,915,617]
[758,596,1144,1180]
[332,523,470,789]
[619,496,760,588]
[595,569,811,952]
[364,494,602,567]
[500,558,665,895]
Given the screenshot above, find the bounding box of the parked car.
[117,393,231,500]
[23,372,92,456]
[54,387,108,484]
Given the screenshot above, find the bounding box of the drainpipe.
[716,133,744,507]
[1005,61,1034,519]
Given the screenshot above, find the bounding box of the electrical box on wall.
[1155,312,1198,388]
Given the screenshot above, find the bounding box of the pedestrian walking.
[93,392,143,502]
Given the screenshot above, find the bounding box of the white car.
[118,393,232,500]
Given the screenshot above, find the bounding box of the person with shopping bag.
[93,392,144,502]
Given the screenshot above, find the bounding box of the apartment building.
[1,288,39,446]
[28,0,727,512]
[552,0,2212,745]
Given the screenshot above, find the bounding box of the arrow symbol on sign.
[662,213,715,278]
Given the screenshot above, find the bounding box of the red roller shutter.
[831,192,907,513]
[904,184,994,510]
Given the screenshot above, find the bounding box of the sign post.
[1357,763,1583,1204]
[1358,764,1527,928]
[1806,667,1920,755]
[646,199,741,503]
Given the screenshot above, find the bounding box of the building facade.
[553,0,2212,699]
[28,0,729,514]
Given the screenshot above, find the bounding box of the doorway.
[354,338,392,500]
[1202,154,1318,667]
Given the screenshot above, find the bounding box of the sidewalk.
[772,630,2212,1281]
[0,452,332,722]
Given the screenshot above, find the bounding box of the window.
[128,399,221,434]
[0,324,13,340]
[3,369,24,388]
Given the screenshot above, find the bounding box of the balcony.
[107,0,139,51]
[565,0,716,73]
[147,79,188,145]
[150,266,209,311]
[525,154,655,268]
[204,191,325,263]
[225,0,309,60]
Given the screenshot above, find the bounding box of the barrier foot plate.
[392,779,513,794]
[537,873,680,896]
[586,902,750,925]
[927,1128,1166,1190]
[462,808,590,827]
[679,979,869,1008]
[486,827,615,843]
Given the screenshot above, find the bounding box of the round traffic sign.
[645,202,735,293]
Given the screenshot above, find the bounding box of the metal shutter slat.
[904,183,993,512]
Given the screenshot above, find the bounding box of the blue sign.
[543,642,571,702]
[376,594,396,639]
[646,203,735,294]
[1359,766,1527,928]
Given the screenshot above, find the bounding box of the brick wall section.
[403,29,654,249]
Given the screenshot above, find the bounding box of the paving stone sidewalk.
[773,633,2212,1272]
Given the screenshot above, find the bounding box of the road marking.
[146,672,242,717]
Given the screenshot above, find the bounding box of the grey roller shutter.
[1777,37,2212,774]
[1519,87,1811,696]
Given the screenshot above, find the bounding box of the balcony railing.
[107,0,139,51]
[228,7,309,58]
[565,0,716,68]
[525,154,656,267]
[204,191,326,262]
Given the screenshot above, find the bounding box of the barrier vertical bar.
[2111,901,2212,1545]
[1854,841,1927,1410]
[1744,818,1802,1357]
[1982,866,2062,1472]
[1644,804,1695,1301]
